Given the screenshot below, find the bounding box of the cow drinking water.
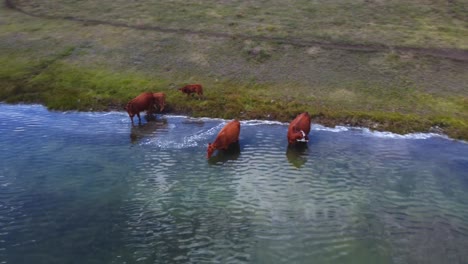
[207,120,241,159]
[287,112,311,145]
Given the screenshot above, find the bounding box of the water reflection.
[143,113,163,122]
[286,143,308,168]
[208,142,241,164]
[130,118,168,144]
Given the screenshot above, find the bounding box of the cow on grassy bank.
[178,84,203,99]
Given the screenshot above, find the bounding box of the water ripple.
[1,104,468,264]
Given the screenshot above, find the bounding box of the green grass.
[0,2,467,140]
[1,58,466,139]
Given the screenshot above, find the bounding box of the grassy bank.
[2,59,467,139]
[1,1,467,139]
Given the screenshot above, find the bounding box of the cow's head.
[288,126,307,144]
[207,143,216,159]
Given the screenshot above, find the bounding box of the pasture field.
[1,0,467,139]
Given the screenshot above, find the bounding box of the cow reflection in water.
[130,118,168,144]
[208,142,241,164]
[286,143,308,168]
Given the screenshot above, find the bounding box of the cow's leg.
[137,113,141,124]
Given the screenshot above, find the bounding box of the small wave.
[360,128,448,140]
[313,124,350,133]
[155,115,286,126]
[0,103,43,108]
[241,120,287,126]
[166,114,201,119]
[142,123,224,149]
[312,124,451,140]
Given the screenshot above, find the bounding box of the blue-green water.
[0,104,467,264]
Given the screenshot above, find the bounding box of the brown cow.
[178,84,203,98]
[287,112,311,145]
[152,92,166,113]
[207,120,241,159]
[125,92,157,124]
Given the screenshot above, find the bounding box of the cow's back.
[127,92,154,114]
[193,84,203,94]
[186,84,203,93]
[289,112,311,133]
[216,120,240,147]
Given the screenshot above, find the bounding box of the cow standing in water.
[207,120,241,159]
[125,92,163,124]
[287,112,311,145]
[178,84,203,99]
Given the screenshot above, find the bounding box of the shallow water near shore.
[1,103,467,264]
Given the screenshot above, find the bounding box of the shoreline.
[1,61,466,140]
[1,102,460,142]
[1,2,466,141]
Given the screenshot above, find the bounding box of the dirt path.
[5,0,468,62]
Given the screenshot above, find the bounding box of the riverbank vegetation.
[1,0,467,139]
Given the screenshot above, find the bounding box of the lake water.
[0,103,467,264]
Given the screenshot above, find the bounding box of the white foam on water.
[142,122,225,149]
[312,124,453,141]
[360,128,449,140]
[312,124,350,133]
[163,115,286,126]
[166,114,200,119]
[241,119,287,126]
[187,116,226,122]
